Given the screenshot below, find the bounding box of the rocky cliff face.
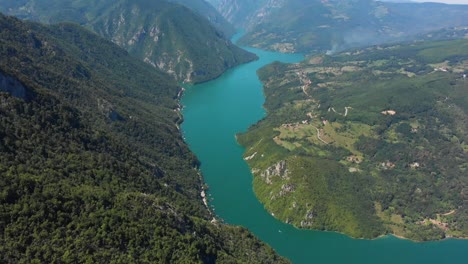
[261,160,290,184]
[90,1,257,83]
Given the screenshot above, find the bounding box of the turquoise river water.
[180,40,468,263]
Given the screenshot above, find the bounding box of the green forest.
[0,0,257,83]
[0,14,287,263]
[238,37,468,241]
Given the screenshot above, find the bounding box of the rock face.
[261,160,290,184]
[88,1,257,83]
[279,183,296,196]
[97,98,125,122]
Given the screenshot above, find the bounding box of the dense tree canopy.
[0,14,287,263]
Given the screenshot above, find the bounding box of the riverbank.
[180,39,468,263]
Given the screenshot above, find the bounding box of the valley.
[1,0,468,263]
[182,35,468,264]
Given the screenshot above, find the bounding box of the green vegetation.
[238,38,468,240]
[168,0,236,37]
[207,0,266,29]
[0,14,287,263]
[0,0,257,83]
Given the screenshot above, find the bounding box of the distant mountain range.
[378,0,415,3]
[210,0,468,53]
[0,0,256,83]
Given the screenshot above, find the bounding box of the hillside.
[212,0,468,53]
[0,13,288,263]
[207,0,266,29]
[238,38,468,240]
[0,0,256,83]
[168,0,236,37]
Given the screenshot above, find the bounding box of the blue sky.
[412,0,468,4]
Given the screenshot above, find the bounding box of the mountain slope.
[0,13,288,263]
[213,0,468,53]
[207,0,267,29]
[0,0,256,83]
[238,37,468,240]
[168,0,236,37]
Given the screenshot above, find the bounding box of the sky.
[411,0,468,4]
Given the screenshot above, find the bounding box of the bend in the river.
[180,34,468,264]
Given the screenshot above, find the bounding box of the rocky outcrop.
[261,160,290,184]
[97,98,125,122]
[279,183,296,196]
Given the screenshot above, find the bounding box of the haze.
[411,0,468,4]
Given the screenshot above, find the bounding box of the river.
[180,38,468,263]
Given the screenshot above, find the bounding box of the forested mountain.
[211,0,468,53]
[206,0,267,29]
[0,0,256,83]
[0,13,287,263]
[168,0,236,37]
[238,37,468,240]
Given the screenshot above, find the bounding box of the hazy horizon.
[411,0,468,4]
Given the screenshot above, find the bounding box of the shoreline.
[242,157,468,243]
[179,29,468,262]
